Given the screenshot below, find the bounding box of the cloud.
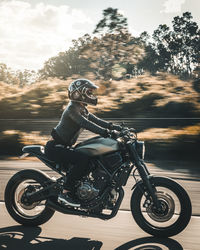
[0,1,92,70]
[161,0,186,13]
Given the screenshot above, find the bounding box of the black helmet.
[68,79,98,105]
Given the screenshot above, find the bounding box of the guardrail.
[1,118,200,135]
[0,118,200,159]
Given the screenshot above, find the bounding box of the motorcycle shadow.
[0,225,102,250]
[115,236,183,250]
[0,225,184,250]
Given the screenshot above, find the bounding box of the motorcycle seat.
[22,145,68,172]
[22,145,45,157]
[22,145,55,164]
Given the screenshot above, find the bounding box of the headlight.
[135,141,145,160]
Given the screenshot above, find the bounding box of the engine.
[76,152,124,202]
[76,168,109,201]
[76,181,99,200]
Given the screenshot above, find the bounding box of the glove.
[110,130,121,139]
[121,127,136,133]
[102,129,110,138]
[130,127,136,132]
[109,122,122,131]
[121,126,129,131]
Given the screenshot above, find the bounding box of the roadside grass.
[0,73,200,160]
[0,73,199,118]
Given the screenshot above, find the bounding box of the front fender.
[131,175,155,191]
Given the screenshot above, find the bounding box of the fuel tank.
[75,136,119,156]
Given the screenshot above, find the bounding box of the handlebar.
[110,127,137,141]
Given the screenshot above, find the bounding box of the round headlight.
[136,141,145,160]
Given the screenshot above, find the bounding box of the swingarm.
[22,182,61,204]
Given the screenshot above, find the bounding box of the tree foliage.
[141,12,200,77]
[39,10,199,81]
[83,8,144,79]
[80,32,145,79]
[38,34,92,80]
[0,63,37,86]
[93,7,128,34]
[1,10,199,85]
[39,8,144,80]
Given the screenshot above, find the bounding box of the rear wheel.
[5,169,55,226]
[131,176,192,237]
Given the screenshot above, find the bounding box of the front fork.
[127,143,160,209]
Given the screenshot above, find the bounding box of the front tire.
[4,169,55,226]
[131,176,192,237]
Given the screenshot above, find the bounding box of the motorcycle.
[4,127,192,237]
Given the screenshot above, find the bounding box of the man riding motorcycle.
[45,79,122,207]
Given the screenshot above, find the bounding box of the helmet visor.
[85,88,97,100]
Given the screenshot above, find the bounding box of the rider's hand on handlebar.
[109,130,121,139]
[121,127,129,132]
[121,127,136,132]
[129,127,136,132]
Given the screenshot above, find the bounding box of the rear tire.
[5,169,55,226]
[131,176,192,237]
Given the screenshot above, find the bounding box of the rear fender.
[19,153,30,159]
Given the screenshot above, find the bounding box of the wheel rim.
[140,186,181,228]
[13,179,46,218]
[146,191,175,222]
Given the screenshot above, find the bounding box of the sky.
[0,0,199,71]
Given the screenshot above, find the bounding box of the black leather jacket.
[52,101,121,146]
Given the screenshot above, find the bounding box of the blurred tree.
[152,24,172,72]
[80,32,145,80]
[137,32,159,74]
[0,63,19,85]
[79,7,144,80]
[0,63,37,86]
[0,63,7,82]
[146,12,200,77]
[171,12,200,77]
[93,7,128,34]
[39,7,144,81]
[193,57,200,78]
[39,34,92,80]
[16,69,37,86]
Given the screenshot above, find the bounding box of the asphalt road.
[0,159,200,249]
[1,203,200,250]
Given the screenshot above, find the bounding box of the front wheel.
[131,176,192,237]
[4,169,55,226]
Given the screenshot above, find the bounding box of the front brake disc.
[146,191,175,222]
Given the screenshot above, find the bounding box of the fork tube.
[127,143,160,207]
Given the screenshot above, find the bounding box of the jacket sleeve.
[88,113,111,129]
[89,113,122,131]
[68,108,108,137]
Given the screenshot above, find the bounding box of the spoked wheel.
[131,176,192,237]
[5,169,55,226]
